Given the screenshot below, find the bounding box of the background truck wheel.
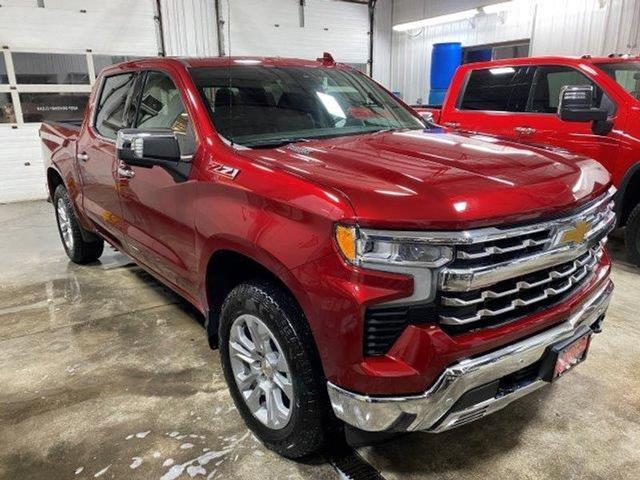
[625,202,640,266]
[53,185,104,264]
[219,280,331,459]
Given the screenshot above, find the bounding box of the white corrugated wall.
[372,0,393,88]
[0,0,158,203]
[160,0,219,56]
[390,0,640,104]
[220,0,369,65]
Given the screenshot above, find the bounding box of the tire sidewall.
[625,203,640,265]
[219,286,303,443]
[53,186,81,260]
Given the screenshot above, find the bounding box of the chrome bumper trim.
[327,280,613,433]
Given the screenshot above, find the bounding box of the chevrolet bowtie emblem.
[561,220,591,244]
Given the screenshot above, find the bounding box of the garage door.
[0,0,158,203]
[222,0,369,67]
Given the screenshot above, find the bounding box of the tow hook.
[591,314,606,334]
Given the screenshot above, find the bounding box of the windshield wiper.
[244,137,311,149]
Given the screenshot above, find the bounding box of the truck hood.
[239,129,611,229]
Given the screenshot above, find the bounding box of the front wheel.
[219,280,331,458]
[625,202,640,266]
[54,185,104,264]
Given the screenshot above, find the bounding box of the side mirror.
[558,85,607,122]
[558,85,613,135]
[420,111,437,126]
[116,128,181,166]
[116,129,190,181]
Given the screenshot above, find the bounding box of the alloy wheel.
[228,314,293,430]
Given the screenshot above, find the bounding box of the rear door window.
[94,73,137,140]
[527,65,615,115]
[458,66,534,112]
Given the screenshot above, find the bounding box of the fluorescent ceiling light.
[393,9,479,31]
[482,1,514,14]
[489,67,516,75]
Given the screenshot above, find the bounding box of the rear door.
[116,70,199,295]
[520,65,621,175]
[76,72,138,244]
[441,65,535,140]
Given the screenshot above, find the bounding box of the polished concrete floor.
[1,200,639,480]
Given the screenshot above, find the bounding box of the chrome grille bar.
[441,249,597,307]
[439,246,601,325]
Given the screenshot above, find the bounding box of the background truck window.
[459,66,533,112]
[527,65,613,114]
[94,73,136,140]
[597,61,640,100]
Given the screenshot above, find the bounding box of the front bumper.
[327,279,613,433]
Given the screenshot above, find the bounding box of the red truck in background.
[415,55,640,265]
[41,56,615,458]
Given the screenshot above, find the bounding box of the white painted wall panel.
[0,1,158,55]
[222,0,369,64]
[391,0,534,104]
[0,125,46,203]
[0,0,158,203]
[161,0,219,56]
[373,0,393,87]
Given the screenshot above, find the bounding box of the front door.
[517,65,622,176]
[116,70,199,295]
[76,72,138,244]
[442,65,535,141]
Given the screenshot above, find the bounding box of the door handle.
[514,127,536,136]
[444,121,460,128]
[117,165,135,179]
[76,152,89,162]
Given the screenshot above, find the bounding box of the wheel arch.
[615,162,640,227]
[200,239,315,351]
[46,166,65,201]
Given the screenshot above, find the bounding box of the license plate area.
[539,328,592,382]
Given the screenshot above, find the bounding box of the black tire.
[219,280,332,458]
[625,202,640,266]
[53,185,104,264]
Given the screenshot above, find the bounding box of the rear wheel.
[219,280,331,458]
[54,185,104,264]
[625,202,640,266]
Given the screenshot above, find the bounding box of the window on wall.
[21,92,90,123]
[13,52,90,85]
[0,51,150,125]
[0,55,8,84]
[1,93,16,123]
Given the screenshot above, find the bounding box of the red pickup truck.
[416,55,640,264]
[41,56,614,458]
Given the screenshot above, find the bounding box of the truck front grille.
[436,189,615,334]
[439,246,602,333]
[362,189,615,356]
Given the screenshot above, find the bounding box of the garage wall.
[0,0,158,203]
[372,0,393,87]
[160,0,219,56]
[390,0,640,104]
[220,0,369,66]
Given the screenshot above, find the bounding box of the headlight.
[335,225,454,268]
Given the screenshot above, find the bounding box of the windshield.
[597,61,640,100]
[191,65,424,147]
